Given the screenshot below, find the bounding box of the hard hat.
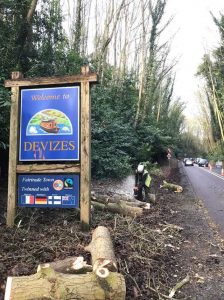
[137,164,144,173]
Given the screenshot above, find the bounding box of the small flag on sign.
[48,196,62,205]
[62,195,75,205]
[35,196,47,205]
[21,195,35,204]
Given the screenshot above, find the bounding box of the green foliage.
[91,74,136,178]
[26,0,84,77]
[197,14,224,145]
[0,0,84,149]
[207,141,224,162]
[0,0,185,178]
[134,122,172,162]
[0,79,11,149]
[90,63,182,178]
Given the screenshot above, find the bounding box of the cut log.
[5,263,125,300]
[91,200,143,217]
[85,226,117,278]
[161,180,183,193]
[48,256,92,274]
[92,194,146,207]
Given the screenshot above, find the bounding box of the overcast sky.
[165,0,224,116]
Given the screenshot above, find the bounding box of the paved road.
[184,163,224,232]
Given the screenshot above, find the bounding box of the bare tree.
[27,0,38,23]
[133,0,173,126]
[73,0,82,53]
[63,0,175,129]
[134,0,148,128]
[197,89,216,152]
[96,0,125,80]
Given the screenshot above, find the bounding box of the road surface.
[184,163,224,232]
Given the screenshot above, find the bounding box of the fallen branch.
[160,222,184,232]
[168,274,190,298]
[147,286,179,300]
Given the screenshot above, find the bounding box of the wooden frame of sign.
[5,66,98,230]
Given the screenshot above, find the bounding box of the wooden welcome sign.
[5,66,97,229]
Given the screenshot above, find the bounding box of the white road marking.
[195,166,224,181]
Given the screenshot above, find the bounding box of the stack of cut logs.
[4,226,126,300]
[91,191,156,217]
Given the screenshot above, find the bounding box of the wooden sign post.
[5,66,97,229]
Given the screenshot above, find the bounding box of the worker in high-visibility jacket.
[133,163,152,201]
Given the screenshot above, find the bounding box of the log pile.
[91,192,155,217]
[4,226,126,300]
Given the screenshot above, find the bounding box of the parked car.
[198,158,208,167]
[184,159,194,166]
[215,160,222,168]
[195,158,202,164]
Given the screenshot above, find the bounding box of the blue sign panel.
[18,174,79,208]
[19,86,80,161]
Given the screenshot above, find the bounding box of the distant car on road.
[184,159,194,166]
[215,161,222,168]
[195,158,202,164]
[198,159,208,167]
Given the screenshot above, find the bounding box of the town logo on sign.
[26,109,73,136]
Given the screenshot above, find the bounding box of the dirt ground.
[1,160,224,299]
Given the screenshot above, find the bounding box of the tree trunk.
[98,0,125,79]
[134,0,147,128]
[48,256,92,274]
[26,0,38,23]
[5,264,125,300]
[16,0,38,68]
[92,200,143,217]
[73,0,82,54]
